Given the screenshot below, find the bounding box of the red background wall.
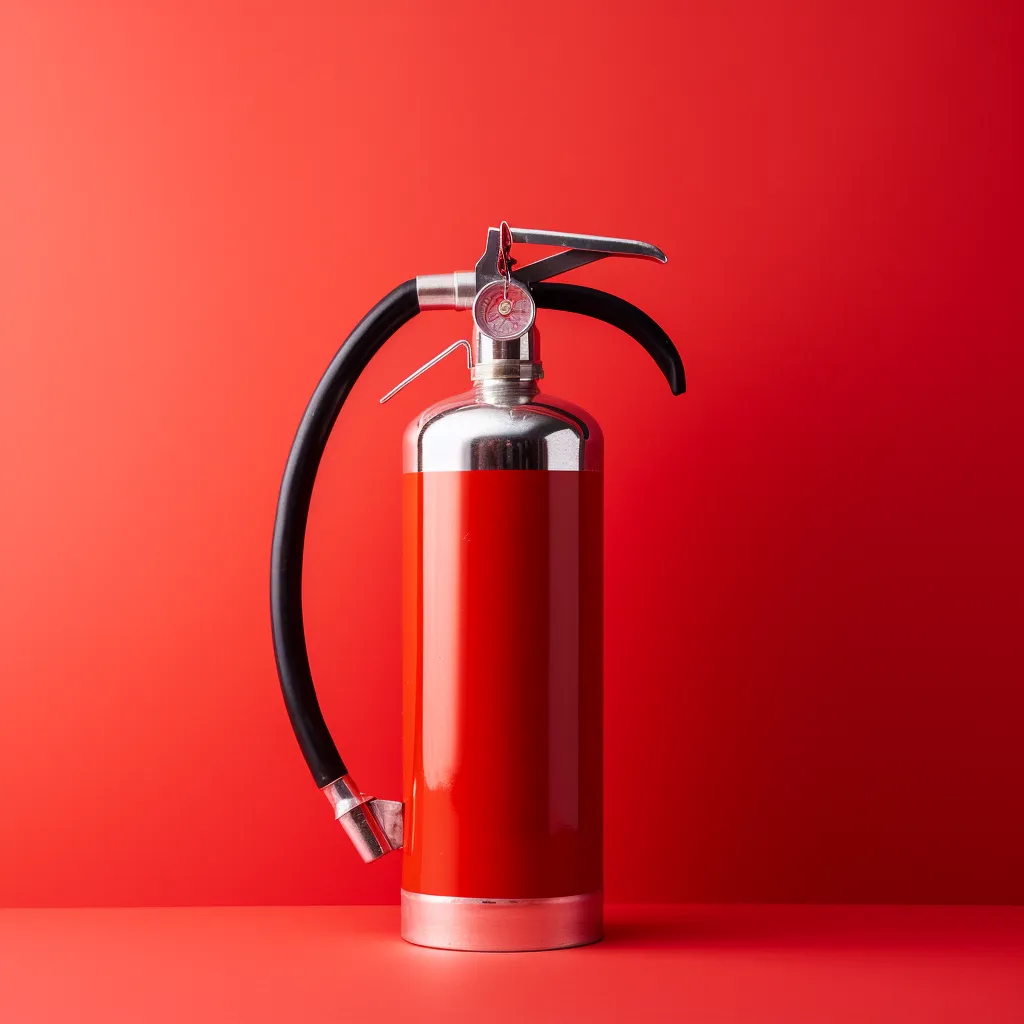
[1,1,1022,908]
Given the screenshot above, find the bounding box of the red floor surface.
[1,904,1022,1022]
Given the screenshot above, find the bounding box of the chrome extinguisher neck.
[470,326,543,390]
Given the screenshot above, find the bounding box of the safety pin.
[379,339,474,404]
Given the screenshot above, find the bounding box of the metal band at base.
[401,890,603,952]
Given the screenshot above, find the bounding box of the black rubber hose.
[271,280,420,787]
[530,282,685,395]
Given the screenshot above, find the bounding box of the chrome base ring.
[401,890,602,952]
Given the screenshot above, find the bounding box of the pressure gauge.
[472,280,536,340]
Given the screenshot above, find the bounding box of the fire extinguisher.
[271,224,684,951]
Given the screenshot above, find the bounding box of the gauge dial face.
[472,281,536,341]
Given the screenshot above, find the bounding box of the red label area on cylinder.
[402,470,603,899]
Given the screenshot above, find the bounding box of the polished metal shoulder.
[405,385,602,473]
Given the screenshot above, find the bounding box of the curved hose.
[531,282,685,395]
[271,280,420,786]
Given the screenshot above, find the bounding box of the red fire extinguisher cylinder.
[401,465,604,949]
